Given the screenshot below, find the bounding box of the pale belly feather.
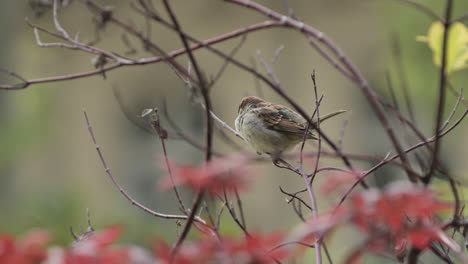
[235,112,301,154]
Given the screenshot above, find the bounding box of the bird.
[235,96,345,156]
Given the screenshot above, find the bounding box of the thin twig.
[279,186,312,210]
[268,240,315,254]
[309,71,323,184]
[215,125,246,152]
[256,49,281,86]
[249,56,264,98]
[83,110,205,224]
[223,188,249,235]
[0,68,28,83]
[441,88,464,131]
[337,115,349,151]
[144,108,188,213]
[234,188,247,229]
[143,2,361,176]
[112,85,154,134]
[384,0,444,21]
[161,0,213,163]
[298,71,322,264]
[426,0,454,184]
[53,0,71,39]
[226,0,413,184]
[161,101,225,156]
[160,1,215,256]
[391,34,416,123]
[338,107,468,205]
[279,0,354,80]
[208,35,247,89]
[171,189,206,258]
[453,13,468,23]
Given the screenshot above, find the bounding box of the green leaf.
[417,22,468,74]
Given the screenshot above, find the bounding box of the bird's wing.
[255,106,316,139]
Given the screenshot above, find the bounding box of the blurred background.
[0,0,467,262]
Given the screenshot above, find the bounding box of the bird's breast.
[236,112,301,154]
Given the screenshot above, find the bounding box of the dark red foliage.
[155,232,289,264]
[64,225,129,264]
[349,183,451,250]
[320,170,365,194]
[229,232,289,263]
[0,230,51,264]
[159,155,259,196]
[302,182,454,262]
[0,226,292,264]
[0,226,155,264]
[154,237,219,264]
[90,225,123,249]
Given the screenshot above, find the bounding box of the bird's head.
[238,96,266,114]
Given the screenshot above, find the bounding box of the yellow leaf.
[417,22,468,74]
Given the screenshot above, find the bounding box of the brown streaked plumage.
[235,96,345,155]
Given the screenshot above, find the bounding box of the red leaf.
[290,207,350,246]
[159,155,258,196]
[100,247,130,264]
[0,235,16,258]
[92,225,123,249]
[229,232,289,263]
[320,171,364,194]
[154,238,218,264]
[153,240,171,262]
[19,230,51,262]
[154,231,290,264]
[69,225,124,261]
[404,225,446,250]
[350,183,450,235]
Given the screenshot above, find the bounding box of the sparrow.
[235,96,345,155]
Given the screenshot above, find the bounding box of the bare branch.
[338,107,468,205]
[256,49,281,86]
[225,0,414,183]
[160,0,212,255]
[143,108,188,213]
[384,0,444,22]
[298,71,322,264]
[453,13,468,23]
[426,0,454,184]
[441,88,464,131]
[279,186,311,211]
[53,0,71,39]
[83,110,206,224]
[161,101,226,156]
[208,35,247,89]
